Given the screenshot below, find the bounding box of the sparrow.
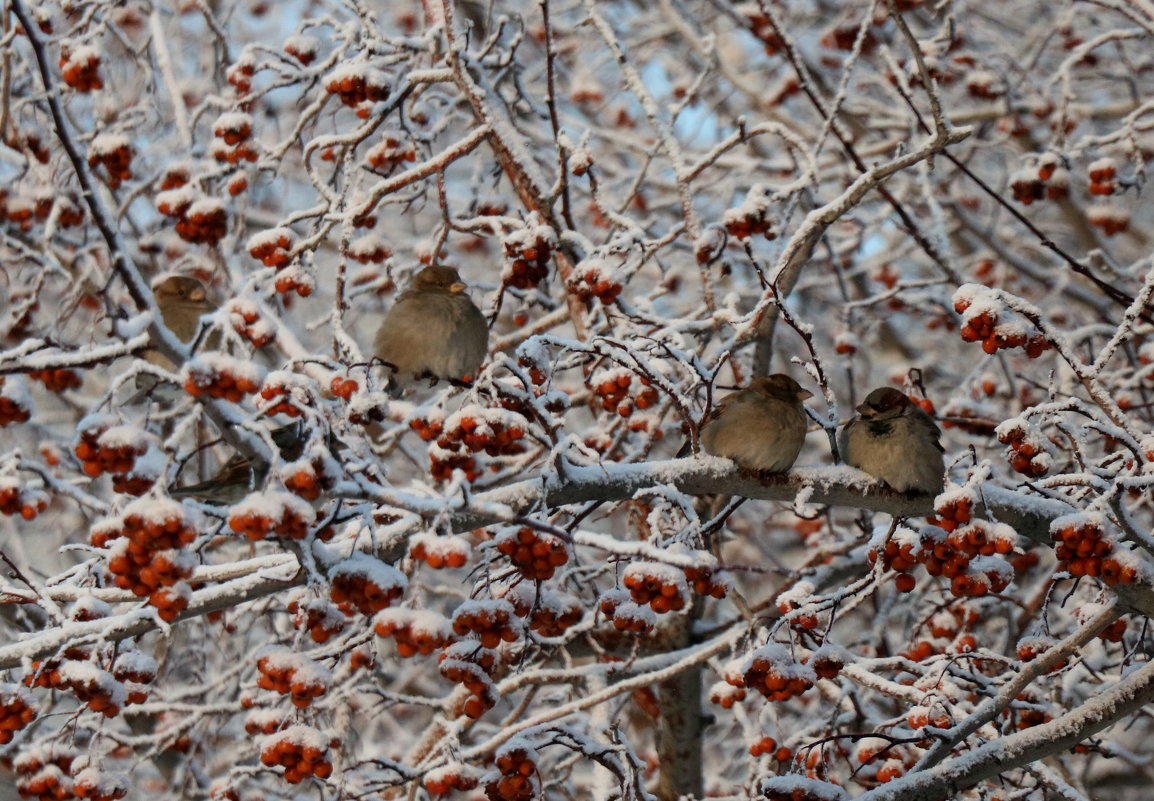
[146,275,219,369]
[688,374,812,472]
[130,276,220,404]
[171,423,307,504]
[839,387,944,494]
[373,265,489,386]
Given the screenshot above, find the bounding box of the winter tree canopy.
[1,1,1154,800]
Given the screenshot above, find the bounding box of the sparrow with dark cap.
[686,374,813,472]
[373,265,489,385]
[840,387,944,494]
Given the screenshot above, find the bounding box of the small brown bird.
[839,387,944,494]
[172,424,307,504]
[146,275,218,370]
[373,265,489,385]
[691,374,812,472]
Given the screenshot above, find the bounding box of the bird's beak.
[855,402,872,416]
[798,388,814,400]
[449,281,468,293]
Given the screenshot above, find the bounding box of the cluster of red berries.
[155,187,229,245]
[29,368,82,393]
[1088,157,1117,195]
[450,599,523,649]
[182,202,229,246]
[227,55,255,95]
[1051,514,1138,584]
[282,457,334,501]
[0,378,32,426]
[182,355,263,402]
[60,46,103,92]
[0,479,48,520]
[598,589,655,633]
[748,736,793,761]
[1087,203,1130,236]
[502,584,583,638]
[248,227,296,269]
[273,265,315,297]
[0,191,81,231]
[996,420,1052,478]
[723,187,776,240]
[349,233,393,264]
[775,594,822,631]
[329,374,359,400]
[900,604,986,662]
[259,725,338,783]
[429,409,529,483]
[211,112,258,164]
[409,533,471,569]
[256,371,313,417]
[328,555,407,616]
[503,221,555,290]
[14,745,77,801]
[856,743,919,786]
[226,298,275,348]
[87,134,134,189]
[256,647,331,709]
[1011,156,1070,204]
[228,492,315,540]
[622,562,689,614]
[592,369,659,418]
[734,645,815,702]
[0,683,38,744]
[571,259,624,305]
[424,764,480,795]
[954,288,1050,357]
[244,708,290,737]
[284,34,319,66]
[487,741,539,801]
[324,65,390,108]
[366,130,417,171]
[111,653,157,707]
[684,564,732,599]
[374,609,453,657]
[72,768,129,801]
[439,409,528,457]
[438,642,499,719]
[875,502,1018,598]
[74,419,153,485]
[1015,635,1068,672]
[410,412,445,442]
[709,681,746,709]
[907,702,952,731]
[287,595,345,643]
[90,499,198,620]
[494,527,569,581]
[25,660,126,718]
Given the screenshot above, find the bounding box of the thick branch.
[857,656,1154,801]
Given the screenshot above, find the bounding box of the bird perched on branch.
[373,265,489,387]
[171,423,307,504]
[147,275,218,369]
[840,387,944,494]
[687,374,812,472]
[131,275,220,404]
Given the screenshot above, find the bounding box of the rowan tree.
[1,1,1154,801]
